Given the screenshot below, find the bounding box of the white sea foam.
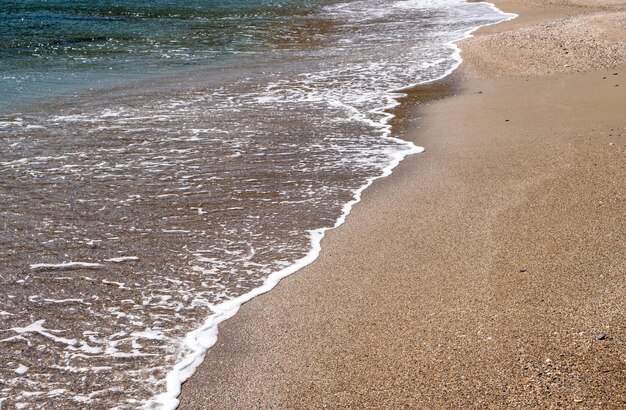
[3,320,78,346]
[102,280,132,290]
[42,298,90,305]
[105,256,140,263]
[147,3,517,409]
[30,262,104,271]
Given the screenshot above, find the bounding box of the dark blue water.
[0,0,323,112]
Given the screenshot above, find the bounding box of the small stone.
[574,398,584,403]
[478,91,483,94]
[596,333,607,340]
[505,119,510,122]
[519,267,527,273]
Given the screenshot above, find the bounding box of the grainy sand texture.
[462,1,626,78]
[179,0,626,408]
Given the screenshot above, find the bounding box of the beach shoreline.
[2,2,517,408]
[179,0,625,408]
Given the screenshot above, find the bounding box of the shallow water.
[0,0,320,112]
[0,0,512,408]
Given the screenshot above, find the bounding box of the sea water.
[0,0,513,408]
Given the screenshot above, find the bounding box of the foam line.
[30,262,104,271]
[145,3,517,408]
[104,256,140,263]
[4,320,78,346]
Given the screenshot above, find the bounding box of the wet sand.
[179,0,626,408]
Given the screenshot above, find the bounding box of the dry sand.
[462,1,626,78]
[179,0,626,408]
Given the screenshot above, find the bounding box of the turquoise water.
[0,0,322,112]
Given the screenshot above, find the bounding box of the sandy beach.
[179,0,626,408]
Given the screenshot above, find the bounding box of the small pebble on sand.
[596,333,607,340]
[519,266,527,272]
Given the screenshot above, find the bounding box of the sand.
[461,1,626,78]
[179,0,626,408]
